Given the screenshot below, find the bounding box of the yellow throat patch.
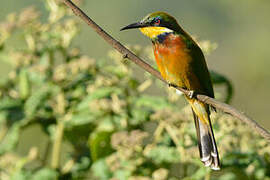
[139,27,173,39]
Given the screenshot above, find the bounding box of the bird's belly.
[154,46,191,88]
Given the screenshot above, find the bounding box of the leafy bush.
[0,1,269,179]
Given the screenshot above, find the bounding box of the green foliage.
[89,131,114,162]
[0,1,269,180]
[31,168,59,180]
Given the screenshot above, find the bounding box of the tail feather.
[192,109,220,170]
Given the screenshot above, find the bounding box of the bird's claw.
[168,83,177,88]
[187,90,195,99]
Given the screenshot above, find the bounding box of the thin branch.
[63,0,270,142]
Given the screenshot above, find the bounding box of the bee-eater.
[121,12,220,170]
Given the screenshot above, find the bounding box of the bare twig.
[63,0,270,142]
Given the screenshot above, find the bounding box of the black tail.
[192,109,220,170]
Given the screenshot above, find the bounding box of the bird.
[120,12,220,170]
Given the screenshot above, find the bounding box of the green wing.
[189,41,215,98]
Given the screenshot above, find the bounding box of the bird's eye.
[154,18,161,25]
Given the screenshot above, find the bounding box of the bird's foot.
[187,90,195,99]
[168,83,177,88]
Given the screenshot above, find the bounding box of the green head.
[121,12,182,39]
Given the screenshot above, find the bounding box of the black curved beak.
[120,22,147,31]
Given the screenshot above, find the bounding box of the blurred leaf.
[134,95,173,110]
[222,151,257,167]
[28,70,46,86]
[145,146,181,164]
[63,73,92,90]
[128,78,140,90]
[103,65,127,78]
[19,69,30,99]
[71,156,91,174]
[0,122,21,155]
[91,159,112,180]
[114,169,132,180]
[65,110,96,127]
[130,108,151,126]
[76,87,121,111]
[24,86,50,118]
[64,123,94,150]
[89,131,114,162]
[0,97,21,110]
[95,115,115,131]
[182,167,208,180]
[255,168,266,180]
[31,168,59,180]
[218,173,237,180]
[215,167,249,180]
[10,170,31,180]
